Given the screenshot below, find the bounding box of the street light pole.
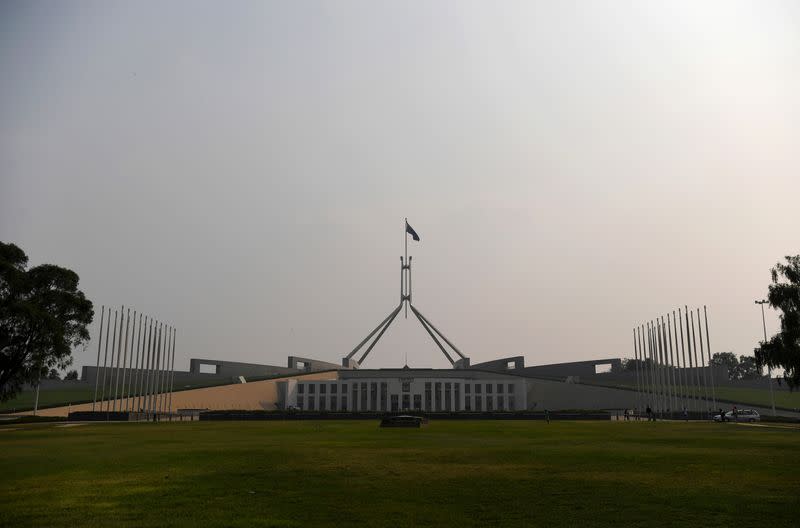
[755,300,776,417]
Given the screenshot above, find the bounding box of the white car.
[713,409,760,423]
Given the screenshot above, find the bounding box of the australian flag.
[405,221,420,241]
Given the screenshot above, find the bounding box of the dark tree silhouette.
[755,255,800,388]
[711,352,739,379]
[0,242,93,401]
[64,370,79,381]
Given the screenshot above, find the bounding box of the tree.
[755,255,800,389]
[46,368,60,380]
[735,355,762,380]
[0,242,93,401]
[711,352,739,380]
[64,370,78,381]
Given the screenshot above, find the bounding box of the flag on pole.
[405,221,420,241]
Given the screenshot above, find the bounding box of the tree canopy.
[754,255,800,389]
[0,242,93,401]
[711,352,763,380]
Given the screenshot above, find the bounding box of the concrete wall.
[189,358,297,377]
[287,356,344,372]
[470,356,525,372]
[521,358,622,378]
[25,371,340,417]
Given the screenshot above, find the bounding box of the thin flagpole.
[673,310,685,414]
[678,308,689,414]
[684,307,696,412]
[119,308,131,413]
[667,314,677,414]
[112,306,125,412]
[641,325,651,413]
[704,306,717,409]
[659,320,668,416]
[404,218,408,319]
[696,308,710,414]
[136,316,148,414]
[104,310,118,412]
[690,310,704,415]
[141,318,153,416]
[168,328,177,415]
[160,327,171,415]
[633,328,641,412]
[92,306,105,412]
[128,312,142,412]
[154,323,163,417]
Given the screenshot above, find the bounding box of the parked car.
[380,415,424,428]
[713,409,760,423]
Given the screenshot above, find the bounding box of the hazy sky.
[2,1,798,374]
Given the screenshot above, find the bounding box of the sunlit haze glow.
[1,1,798,371]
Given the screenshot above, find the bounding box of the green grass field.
[1,420,798,527]
[585,380,800,411]
[0,378,240,412]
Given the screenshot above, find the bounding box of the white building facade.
[279,371,528,412]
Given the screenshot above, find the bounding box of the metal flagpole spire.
[344,219,468,369]
[404,217,408,319]
[92,306,105,412]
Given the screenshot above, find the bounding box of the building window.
[486,383,492,394]
[475,384,482,394]
[434,382,442,411]
[464,396,471,411]
[508,395,515,410]
[360,382,368,410]
[319,396,327,411]
[341,396,348,411]
[445,384,452,411]
[330,396,337,411]
[341,383,347,394]
[320,384,327,394]
[497,383,504,394]
[413,394,422,411]
[308,396,315,410]
[309,384,316,394]
[402,381,411,393]
[498,396,504,410]
[486,396,494,411]
[331,384,337,394]
[297,396,304,409]
[475,396,482,411]
[425,383,432,411]
[402,394,410,410]
[352,384,358,411]
[370,382,378,412]
[380,382,388,412]
[454,383,461,412]
[465,383,471,394]
[298,384,305,394]
[508,383,514,394]
[391,394,399,412]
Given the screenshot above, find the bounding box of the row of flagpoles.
[632,305,717,418]
[91,305,177,418]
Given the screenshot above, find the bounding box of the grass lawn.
[0,387,96,413]
[0,379,238,413]
[1,420,798,527]
[586,380,800,411]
